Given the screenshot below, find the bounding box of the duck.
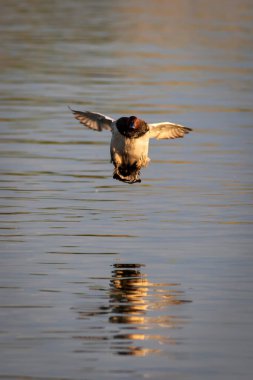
[70,108,192,184]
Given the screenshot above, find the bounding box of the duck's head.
[116,116,149,138]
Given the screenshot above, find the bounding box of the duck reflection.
[109,263,148,325]
[108,263,191,356]
[74,263,191,357]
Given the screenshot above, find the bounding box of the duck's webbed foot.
[113,163,141,184]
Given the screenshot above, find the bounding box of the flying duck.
[70,108,192,184]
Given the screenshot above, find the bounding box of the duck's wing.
[70,108,115,131]
[149,122,192,139]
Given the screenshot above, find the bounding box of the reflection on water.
[75,263,191,356]
[110,263,149,325]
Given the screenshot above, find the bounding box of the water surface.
[0,1,253,379]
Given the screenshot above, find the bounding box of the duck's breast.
[110,129,150,166]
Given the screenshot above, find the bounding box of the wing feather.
[149,122,192,139]
[70,108,114,131]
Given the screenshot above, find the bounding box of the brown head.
[116,116,149,138]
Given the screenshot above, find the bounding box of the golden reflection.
[109,263,148,325]
[75,263,191,357]
[108,263,191,356]
[114,346,160,357]
[109,263,189,321]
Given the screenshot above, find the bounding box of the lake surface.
[1,0,253,379]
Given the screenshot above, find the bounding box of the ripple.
[73,263,191,357]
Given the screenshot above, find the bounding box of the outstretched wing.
[149,122,192,139]
[70,108,115,131]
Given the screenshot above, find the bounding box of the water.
[1,0,253,379]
